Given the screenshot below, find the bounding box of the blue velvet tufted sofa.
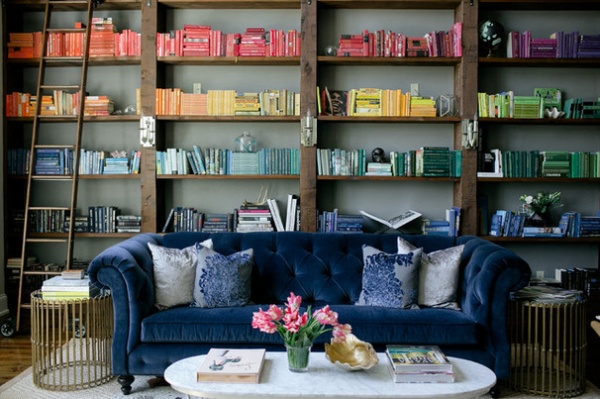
[87,231,530,396]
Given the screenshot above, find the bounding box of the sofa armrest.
[458,236,531,381]
[88,233,162,375]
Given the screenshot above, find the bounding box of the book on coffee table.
[385,345,453,372]
[385,345,455,383]
[197,348,266,384]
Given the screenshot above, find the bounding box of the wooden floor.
[0,330,32,386]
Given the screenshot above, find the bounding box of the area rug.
[1,367,600,399]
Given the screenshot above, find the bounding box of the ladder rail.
[16,0,96,331]
[66,0,94,270]
[16,0,54,333]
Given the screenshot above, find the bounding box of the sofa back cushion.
[161,232,461,306]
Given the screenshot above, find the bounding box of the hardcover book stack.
[89,17,117,57]
[116,215,142,233]
[366,162,392,176]
[230,153,259,175]
[541,151,570,177]
[41,274,101,300]
[385,345,455,383]
[182,25,211,56]
[203,213,234,233]
[512,96,541,118]
[34,148,74,175]
[236,204,274,233]
[7,32,42,58]
[577,34,600,58]
[239,28,267,57]
[84,95,115,116]
[234,92,261,116]
[409,96,437,117]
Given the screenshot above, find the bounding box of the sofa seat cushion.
[141,306,285,345]
[141,304,480,348]
[329,305,481,346]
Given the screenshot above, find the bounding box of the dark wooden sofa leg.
[118,375,135,395]
[490,382,502,398]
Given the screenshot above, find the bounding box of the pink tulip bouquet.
[252,292,352,348]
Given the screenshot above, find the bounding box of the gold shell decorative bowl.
[324,334,379,371]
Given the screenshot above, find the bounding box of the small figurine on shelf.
[371,148,387,163]
[235,131,257,153]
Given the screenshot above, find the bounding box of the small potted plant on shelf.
[519,191,562,227]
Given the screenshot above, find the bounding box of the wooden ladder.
[15,0,97,332]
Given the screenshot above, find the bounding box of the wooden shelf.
[7,57,141,66]
[318,56,461,66]
[479,57,600,68]
[318,0,461,10]
[157,174,300,180]
[479,0,600,11]
[6,115,140,123]
[317,176,460,181]
[478,177,600,183]
[479,118,600,125]
[5,0,141,10]
[158,56,300,65]
[318,116,461,123]
[156,115,300,122]
[158,0,300,9]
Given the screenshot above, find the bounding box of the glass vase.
[285,343,312,372]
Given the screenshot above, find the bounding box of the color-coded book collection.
[478,149,600,178]
[157,25,300,57]
[507,30,600,59]
[4,91,116,117]
[156,88,300,116]
[319,87,440,118]
[317,147,461,177]
[336,23,462,58]
[7,17,140,59]
[156,147,300,176]
[78,149,141,175]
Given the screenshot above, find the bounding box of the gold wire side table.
[30,291,113,391]
[509,294,587,398]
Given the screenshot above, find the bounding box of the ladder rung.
[26,238,68,243]
[32,175,75,180]
[44,57,85,62]
[35,144,75,149]
[40,85,81,91]
[28,208,71,213]
[46,28,86,33]
[20,304,32,310]
[48,0,89,4]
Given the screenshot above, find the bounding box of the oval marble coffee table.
[164,352,496,399]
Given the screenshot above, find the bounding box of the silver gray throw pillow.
[397,237,464,310]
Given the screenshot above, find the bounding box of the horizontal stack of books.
[235,205,274,233]
[41,274,101,300]
[385,345,455,383]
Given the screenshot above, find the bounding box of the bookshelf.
[2,0,599,283]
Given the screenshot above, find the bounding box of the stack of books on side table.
[385,345,455,383]
[41,272,101,300]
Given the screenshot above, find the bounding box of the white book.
[267,199,284,232]
[360,209,422,230]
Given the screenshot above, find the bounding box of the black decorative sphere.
[479,20,504,56]
[372,148,386,163]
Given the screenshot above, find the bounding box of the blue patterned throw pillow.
[357,245,422,309]
[192,244,254,308]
